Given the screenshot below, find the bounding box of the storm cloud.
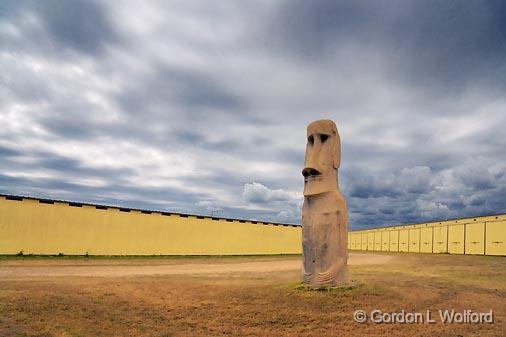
[1,0,505,227]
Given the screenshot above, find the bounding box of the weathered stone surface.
[301,119,348,287]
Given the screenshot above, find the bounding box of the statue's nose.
[303,143,321,177]
[302,167,321,178]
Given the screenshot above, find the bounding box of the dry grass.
[0,252,504,337]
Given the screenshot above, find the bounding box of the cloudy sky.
[1,1,505,229]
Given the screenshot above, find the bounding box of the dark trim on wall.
[0,192,301,228]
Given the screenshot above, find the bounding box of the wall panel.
[448,225,465,255]
[433,225,448,254]
[389,230,399,252]
[408,228,420,253]
[361,233,368,250]
[374,231,382,251]
[465,222,485,255]
[485,221,506,256]
[399,229,409,252]
[367,232,375,251]
[420,227,433,253]
[381,231,389,252]
[355,232,362,250]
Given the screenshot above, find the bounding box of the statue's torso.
[302,191,348,286]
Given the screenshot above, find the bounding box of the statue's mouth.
[302,167,321,181]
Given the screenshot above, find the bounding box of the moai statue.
[301,119,348,287]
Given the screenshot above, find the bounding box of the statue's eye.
[308,135,314,145]
[320,134,328,143]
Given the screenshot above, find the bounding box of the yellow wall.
[0,195,301,255]
[2,194,505,257]
[350,214,506,256]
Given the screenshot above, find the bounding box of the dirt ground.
[0,253,391,277]
[0,252,504,337]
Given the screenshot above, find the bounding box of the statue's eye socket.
[308,135,314,145]
[320,134,328,143]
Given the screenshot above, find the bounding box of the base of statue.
[295,279,360,292]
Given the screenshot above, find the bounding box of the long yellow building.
[348,214,506,256]
[0,194,301,255]
[0,193,504,256]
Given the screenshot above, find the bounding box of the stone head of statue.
[302,119,341,196]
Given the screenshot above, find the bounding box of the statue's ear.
[332,130,341,169]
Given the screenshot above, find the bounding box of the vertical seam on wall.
[418,228,421,253]
[431,226,434,254]
[484,222,487,255]
[446,225,449,254]
[407,229,409,253]
[463,223,466,255]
